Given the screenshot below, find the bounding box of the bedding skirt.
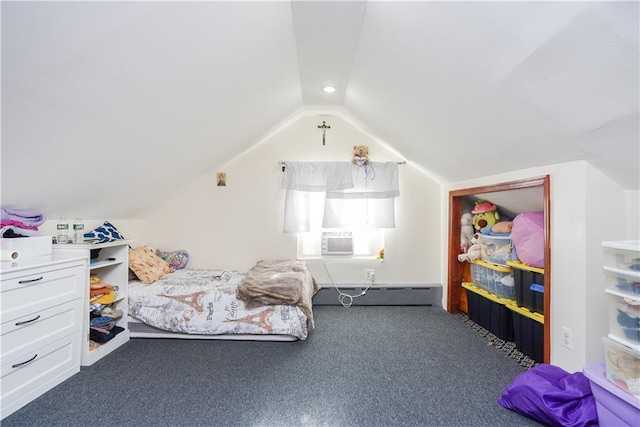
[128,268,310,340]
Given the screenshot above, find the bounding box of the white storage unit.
[53,240,131,366]
[606,288,640,351]
[603,241,640,350]
[597,240,640,410]
[0,255,85,419]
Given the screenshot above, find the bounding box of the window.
[283,161,397,258]
[283,161,399,231]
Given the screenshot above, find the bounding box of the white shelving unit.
[53,240,131,366]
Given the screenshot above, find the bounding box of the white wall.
[584,165,627,365]
[626,190,640,239]
[444,160,634,373]
[138,114,442,288]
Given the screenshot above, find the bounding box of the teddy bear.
[460,212,474,253]
[351,145,370,167]
[458,233,481,262]
[472,200,501,231]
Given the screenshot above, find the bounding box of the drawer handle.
[18,276,44,284]
[12,354,38,369]
[15,315,41,326]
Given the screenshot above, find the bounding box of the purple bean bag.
[498,364,598,427]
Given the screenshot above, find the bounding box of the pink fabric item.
[512,211,545,268]
[0,219,38,230]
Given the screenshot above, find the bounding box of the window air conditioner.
[321,232,354,255]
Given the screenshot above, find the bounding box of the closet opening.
[447,176,551,363]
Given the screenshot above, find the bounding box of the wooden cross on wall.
[318,121,330,145]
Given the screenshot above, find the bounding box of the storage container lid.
[604,335,640,356]
[506,303,544,323]
[602,240,640,252]
[463,282,513,305]
[604,265,640,280]
[507,260,545,274]
[479,233,511,240]
[606,287,640,303]
[472,259,513,273]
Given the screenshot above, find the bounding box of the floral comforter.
[128,268,310,340]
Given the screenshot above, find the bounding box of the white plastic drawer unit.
[602,240,640,273]
[1,261,84,321]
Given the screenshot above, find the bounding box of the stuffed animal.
[481,221,514,236]
[458,233,481,262]
[352,145,370,166]
[460,212,474,253]
[156,249,189,270]
[472,200,501,231]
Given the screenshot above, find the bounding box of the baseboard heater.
[313,285,442,306]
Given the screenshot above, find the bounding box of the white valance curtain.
[283,162,399,233]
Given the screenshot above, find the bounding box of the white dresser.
[0,255,85,420]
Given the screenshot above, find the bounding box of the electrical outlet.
[365,269,375,281]
[562,327,572,349]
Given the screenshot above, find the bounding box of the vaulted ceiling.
[2,1,638,218]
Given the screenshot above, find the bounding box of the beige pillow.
[128,246,173,284]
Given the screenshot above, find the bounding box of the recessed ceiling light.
[323,86,336,93]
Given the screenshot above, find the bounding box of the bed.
[128,259,319,341]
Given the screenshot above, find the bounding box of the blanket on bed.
[237,259,319,329]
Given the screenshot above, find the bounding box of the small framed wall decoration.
[216,172,227,187]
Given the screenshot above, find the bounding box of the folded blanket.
[0,208,46,227]
[237,259,320,329]
[1,226,41,238]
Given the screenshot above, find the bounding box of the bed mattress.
[128,269,309,340]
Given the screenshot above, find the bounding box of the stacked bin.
[508,261,544,315]
[505,260,545,362]
[462,282,514,341]
[584,240,640,427]
[465,257,516,342]
[470,259,516,300]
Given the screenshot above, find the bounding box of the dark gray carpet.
[3,306,543,427]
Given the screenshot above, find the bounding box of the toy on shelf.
[481,221,513,235]
[460,212,474,253]
[458,233,481,262]
[351,145,370,167]
[472,200,501,232]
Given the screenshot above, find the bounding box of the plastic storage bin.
[462,282,514,341]
[508,260,545,315]
[603,336,640,397]
[583,362,640,427]
[470,260,515,300]
[0,235,52,258]
[603,240,640,271]
[470,261,489,292]
[479,234,514,266]
[604,266,640,297]
[606,288,640,350]
[507,303,544,363]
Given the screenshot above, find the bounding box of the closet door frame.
[447,175,551,363]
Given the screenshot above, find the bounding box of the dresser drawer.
[1,300,82,362]
[1,334,80,419]
[1,264,83,321]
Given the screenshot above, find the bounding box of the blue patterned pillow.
[84,221,124,243]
